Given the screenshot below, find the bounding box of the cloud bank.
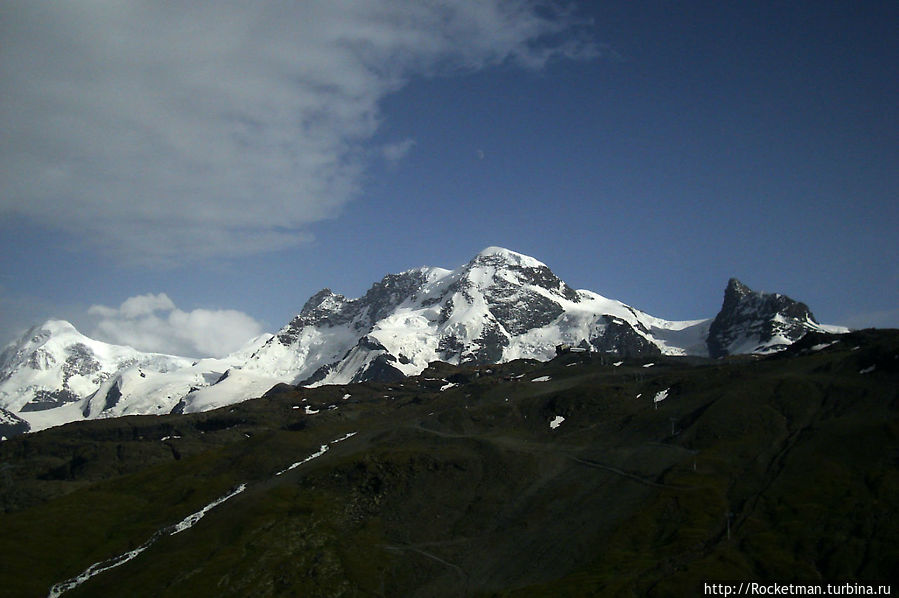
[88,293,265,358]
[1,1,594,264]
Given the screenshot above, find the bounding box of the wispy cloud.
[0,1,595,265]
[88,293,265,357]
[380,138,417,164]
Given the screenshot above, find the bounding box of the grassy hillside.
[1,330,897,596]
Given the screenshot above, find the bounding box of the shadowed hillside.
[1,329,896,596]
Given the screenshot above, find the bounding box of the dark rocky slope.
[1,329,895,596]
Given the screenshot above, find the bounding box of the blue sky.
[1,1,896,356]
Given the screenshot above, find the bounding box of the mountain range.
[0,247,846,438]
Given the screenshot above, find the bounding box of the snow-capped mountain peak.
[0,320,270,435]
[0,248,848,438]
[473,246,547,268]
[1,319,83,373]
[0,320,191,406]
[241,247,708,389]
[455,246,581,303]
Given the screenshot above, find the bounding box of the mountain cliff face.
[238,247,708,389]
[0,248,846,437]
[706,278,825,358]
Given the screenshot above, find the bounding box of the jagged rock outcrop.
[0,407,30,438]
[707,278,823,358]
[588,316,662,358]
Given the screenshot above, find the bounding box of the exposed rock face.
[463,249,581,305]
[589,316,662,358]
[707,278,821,358]
[349,354,406,384]
[278,289,352,344]
[20,389,81,412]
[278,269,436,346]
[0,407,29,437]
[63,343,103,381]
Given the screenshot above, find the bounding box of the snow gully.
[47,485,247,597]
[47,431,356,597]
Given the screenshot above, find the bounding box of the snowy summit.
[0,247,846,437]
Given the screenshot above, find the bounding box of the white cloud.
[86,293,170,324]
[88,293,265,358]
[380,138,417,163]
[0,1,595,265]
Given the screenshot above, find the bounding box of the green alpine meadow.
[1,328,896,596]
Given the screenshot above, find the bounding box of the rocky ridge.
[706,278,823,358]
[0,248,846,436]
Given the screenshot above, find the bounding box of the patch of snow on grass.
[549,415,565,429]
[305,406,319,414]
[642,363,655,368]
[532,375,552,382]
[653,388,669,403]
[859,365,876,374]
[811,341,838,351]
